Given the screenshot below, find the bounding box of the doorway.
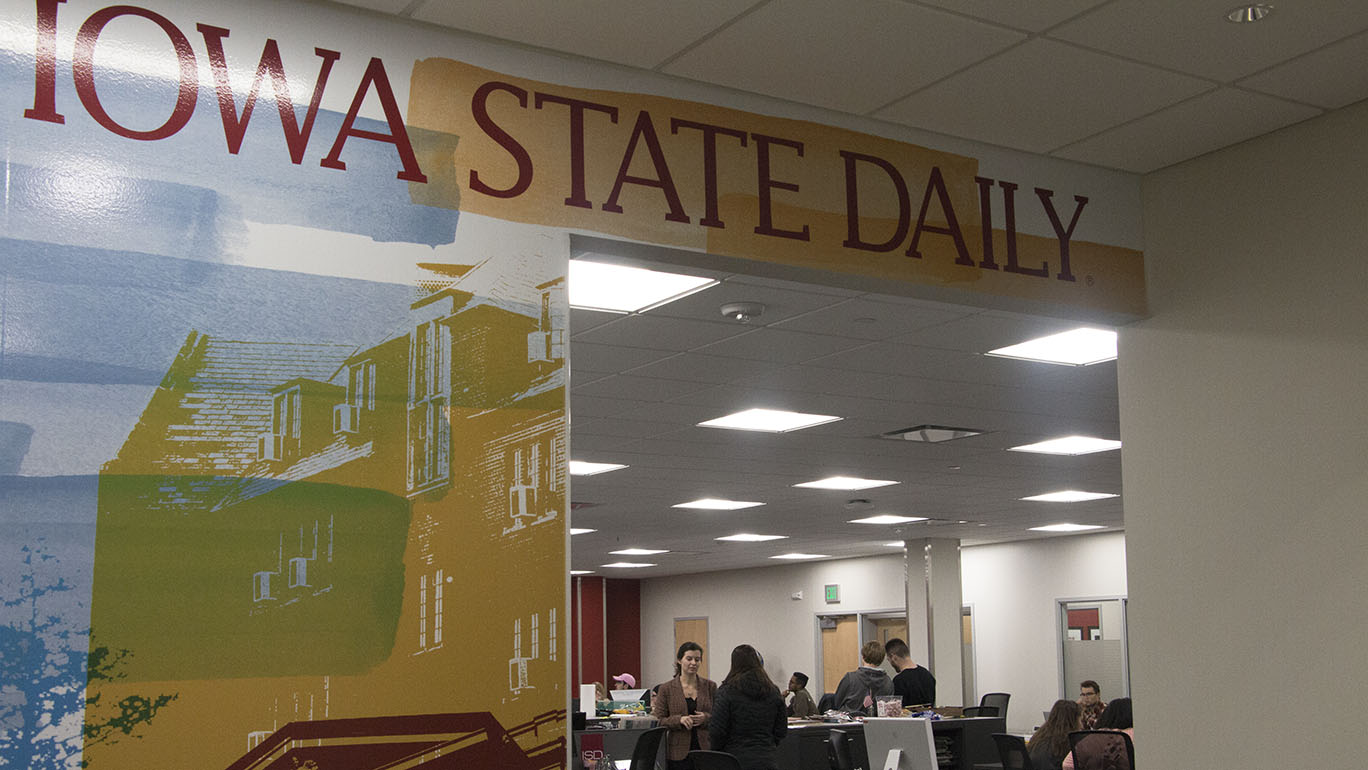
[1057,597,1129,700]
[673,617,709,680]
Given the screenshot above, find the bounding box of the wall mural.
[0,0,1143,768]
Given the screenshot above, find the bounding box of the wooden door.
[820,615,858,695]
[673,617,709,680]
[873,617,908,647]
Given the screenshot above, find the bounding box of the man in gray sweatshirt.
[832,640,894,713]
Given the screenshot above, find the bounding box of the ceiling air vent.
[880,425,984,443]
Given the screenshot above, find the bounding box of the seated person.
[785,671,818,717]
[1027,699,1082,770]
[831,641,894,713]
[611,673,637,691]
[1063,697,1133,770]
[883,637,936,707]
[1077,680,1106,729]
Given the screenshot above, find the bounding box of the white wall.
[1123,100,1368,766]
[641,532,1126,732]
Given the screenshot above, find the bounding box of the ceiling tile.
[1050,0,1368,83]
[1051,87,1320,173]
[1238,29,1368,109]
[650,279,848,326]
[569,342,674,374]
[572,314,749,352]
[661,0,1025,114]
[625,353,782,384]
[771,296,969,341]
[911,0,1115,33]
[571,308,623,336]
[572,374,715,403]
[410,0,755,69]
[694,327,870,363]
[874,38,1210,153]
[328,0,412,13]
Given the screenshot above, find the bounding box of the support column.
[903,538,964,705]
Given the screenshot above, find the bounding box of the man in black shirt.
[884,637,936,708]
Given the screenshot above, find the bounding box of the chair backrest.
[992,733,1035,770]
[687,749,743,770]
[962,706,999,717]
[979,692,1011,720]
[817,692,837,713]
[629,726,666,770]
[1067,730,1135,770]
[829,729,856,770]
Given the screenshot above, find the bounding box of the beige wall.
[1123,99,1368,765]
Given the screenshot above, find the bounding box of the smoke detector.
[720,302,766,323]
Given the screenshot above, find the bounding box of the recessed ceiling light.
[569,259,717,313]
[1021,490,1120,503]
[1028,523,1107,533]
[698,408,842,433]
[1009,436,1121,455]
[673,498,765,510]
[1225,3,1272,23]
[610,548,668,556]
[569,460,628,476]
[570,570,595,575]
[849,514,928,525]
[569,528,597,535]
[881,425,983,443]
[601,561,656,568]
[770,553,829,560]
[716,533,788,542]
[883,541,904,547]
[794,476,899,491]
[987,328,1117,366]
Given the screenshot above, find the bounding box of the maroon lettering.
[842,150,910,252]
[973,176,997,270]
[25,0,66,124]
[320,56,427,183]
[534,92,618,208]
[198,25,340,163]
[752,133,809,241]
[670,118,747,228]
[996,179,1021,272]
[469,81,533,198]
[1034,188,1086,282]
[907,166,972,265]
[73,5,198,141]
[601,111,689,223]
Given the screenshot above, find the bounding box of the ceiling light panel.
[770,553,829,560]
[794,476,900,490]
[697,408,842,433]
[569,528,597,535]
[716,533,788,542]
[610,548,669,556]
[1021,491,1120,503]
[568,260,717,313]
[987,328,1117,366]
[849,514,928,525]
[673,498,765,510]
[1009,436,1122,455]
[601,562,657,568]
[1028,523,1107,533]
[570,570,595,575]
[569,460,629,476]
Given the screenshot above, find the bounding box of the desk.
[573,723,662,770]
[775,717,1005,770]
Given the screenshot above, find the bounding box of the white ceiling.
[327,0,1368,173]
[318,0,1361,575]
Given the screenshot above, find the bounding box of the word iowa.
[23,0,427,182]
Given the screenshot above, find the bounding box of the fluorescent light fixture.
[1009,436,1121,455]
[569,460,628,476]
[987,328,1117,366]
[849,514,928,525]
[1028,523,1107,533]
[673,498,765,510]
[601,561,656,568]
[570,570,594,575]
[569,260,717,313]
[715,533,788,542]
[698,408,842,433]
[883,541,905,547]
[610,548,668,556]
[1021,491,1120,503]
[794,476,899,491]
[770,553,829,560]
[569,528,597,535]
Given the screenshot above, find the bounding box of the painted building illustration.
[87,259,569,768]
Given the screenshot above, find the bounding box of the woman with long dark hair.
[1027,699,1082,770]
[1062,697,1134,770]
[708,644,787,770]
[652,642,717,770]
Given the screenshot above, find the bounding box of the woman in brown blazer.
[651,641,718,769]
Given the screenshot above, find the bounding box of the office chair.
[979,692,1010,721]
[817,692,837,712]
[628,726,666,770]
[962,706,999,717]
[992,733,1035,770]
[1067,730,1135,770]
[829,729,856,770]
[687,750,743,770]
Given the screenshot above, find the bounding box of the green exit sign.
[824,584,840,604]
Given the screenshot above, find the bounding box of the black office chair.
[979,692,1010,721]
[687,749,743,770]
[817,692,837,712]
[829,729,856,770]
[992,733,1035,770]
[629,726,666,770]
[1067,730,1134,770]
[962,706,999,717]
